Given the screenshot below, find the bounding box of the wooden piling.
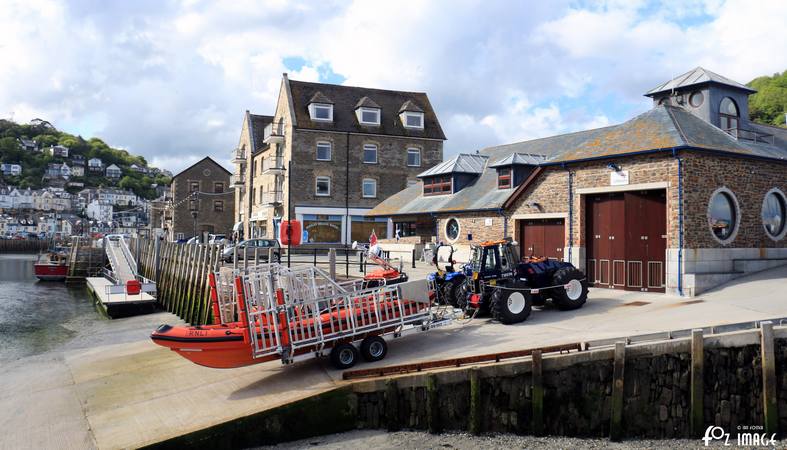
[610,341,625,442]
[690,329,704,437]
[531,349,544,436]
[385,379,399,431]
[760,321,778,436]
[469,367,481,435]
[426,373,440,433]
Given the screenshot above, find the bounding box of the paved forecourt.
[2,265,787,449]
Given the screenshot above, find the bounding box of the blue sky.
[0,0,785,173]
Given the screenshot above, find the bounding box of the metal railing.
[230,174,245,187]
[262,155,285,172]
[723,126,775,145]
[231,147,246,164]
[263,190,283,204]
[263,121,285,143]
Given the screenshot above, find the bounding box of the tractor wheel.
[456,282,469,309]
[491,284,532,324]
[441,279,463,307]
[550,267,588,310]
[360,336,388,362]
[329,343,360,370]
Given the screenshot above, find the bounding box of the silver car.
[223,239,280,262]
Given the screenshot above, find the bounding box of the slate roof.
[369,104,787,216]
[417,154,488,177]
[287,79,446,140]
[399,100,423,113]
[646,67,756,96]
[488,153,547,168]
[248,113,273,153]
[355,96,380,109]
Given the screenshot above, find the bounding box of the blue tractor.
[426,243,467,307]
[459,238,589,324]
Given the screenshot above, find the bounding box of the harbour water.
[0,253,102,363]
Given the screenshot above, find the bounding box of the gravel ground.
[257,430,746,449]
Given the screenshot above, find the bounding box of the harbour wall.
[143,323,786,448]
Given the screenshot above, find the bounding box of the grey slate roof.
[288,79,446,140]
[417,153,488,177]
[248,113,273,153]
[369,105,787,217]
[355,96,380,109]
[309,91,333,104]
[646,67,756,96]
[399,100,423,113]
[488,153,547,168]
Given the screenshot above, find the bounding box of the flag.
[369,229,377,247]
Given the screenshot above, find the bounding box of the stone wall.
[171,158,234,239]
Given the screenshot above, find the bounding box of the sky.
[1,0,786,173]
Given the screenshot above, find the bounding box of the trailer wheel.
[330,343,360,369]
[550,267,588,310]
[360,336,388,362]
[491,284,532,324]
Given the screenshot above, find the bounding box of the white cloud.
[0,0,785,173]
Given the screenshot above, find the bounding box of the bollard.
[690,329,704,437]
[412,248,416,269]
[268,247,274,264]
[610,341,625,442]
[254,247,259,266]
[233,245,238,270]
[761,321,778,436]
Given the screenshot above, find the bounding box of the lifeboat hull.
[150,323,265,369]
[34,263,68,281]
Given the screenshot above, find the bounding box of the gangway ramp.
[104,235,137,284]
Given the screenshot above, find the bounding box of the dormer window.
[357,107,381,126]
[423,175,452,196]
[401,111,424,129]
[310,103,333,122]
[498,168,512,189]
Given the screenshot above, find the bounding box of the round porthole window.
[689,91,704,108]
[708,188,739,244]
[445,218,460,242]
[203,169,211,177]
[762,188,787,240]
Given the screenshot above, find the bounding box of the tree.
[748,71,787,127]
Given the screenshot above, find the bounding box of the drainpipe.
[671,148,684,297]
[496,208,508,239]
[562,164,574,265]
[430,212,438,243]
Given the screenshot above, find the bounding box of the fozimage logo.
[702,425,777,447]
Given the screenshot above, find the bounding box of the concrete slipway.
[2,265,787,449]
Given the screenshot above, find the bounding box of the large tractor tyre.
[441,278,463,307]
[329,343,360,370]
[491,284,532,324]
[455,282,469,310]
[550,267,589,311]
[360,336,388,362]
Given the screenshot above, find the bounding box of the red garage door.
[586,190,666,292]
[519,218,565,261]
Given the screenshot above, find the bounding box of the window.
[363,144,378,164]
[689,91,704,108]
[708,188,739,243]
[189,200,198,211]
[407,148,421,167]
[394,221,417,237]
[251,187,256,205]
[316,141,332,161]
[310,103,333,122]
[362,179,377,198]
[423,175,452,196]
[762,189,787,239]
[719,97,739,131]
[259,189,264,204]
[357,107,381,125]
[498,167,512,189]
[213,200,223,212]
[176,233,184,240]
[214,182,224,193]
[189,181,199,192]
[315,176,331,196]
[401,112,424,129]
[445,218,460,242]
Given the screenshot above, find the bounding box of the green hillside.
[0,119,170,199]
[748,70,787,127]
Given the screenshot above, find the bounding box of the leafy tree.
[748,70,787,127]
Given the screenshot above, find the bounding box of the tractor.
[459,238,588,324]
[426,243,467,307]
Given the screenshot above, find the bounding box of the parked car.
[222,239,280,263]
[186,233,228,245]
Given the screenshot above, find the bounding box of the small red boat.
[34,250,69,281]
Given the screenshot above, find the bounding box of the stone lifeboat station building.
[370,68,787,296]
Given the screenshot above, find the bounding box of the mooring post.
[328,248,336,281]
[760,321,778,436]
[233,245,238,270]
[531,349,544,436]
[469,367,482,435]
[385,379,399,431]
[426,373,440,433]
[690,328,704,437]
[610,341,625,442]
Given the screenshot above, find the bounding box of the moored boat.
[33,249,69,281]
